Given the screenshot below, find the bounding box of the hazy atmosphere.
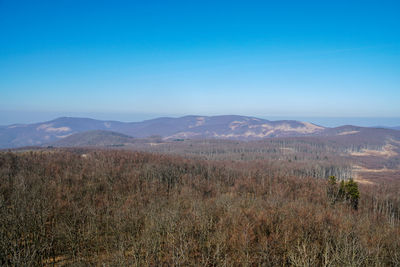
[2,1,400,266]
[1,0,399,126]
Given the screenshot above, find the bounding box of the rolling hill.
[51,130,136,147]
[1,115,399,148]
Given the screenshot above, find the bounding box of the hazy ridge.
[1,115,399,148]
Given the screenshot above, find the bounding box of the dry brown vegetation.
[1,149,400,266]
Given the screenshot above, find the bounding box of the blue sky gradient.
[1,0,399,126]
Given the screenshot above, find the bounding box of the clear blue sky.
[1,0,399,126]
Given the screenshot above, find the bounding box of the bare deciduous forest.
[1,143,400,266]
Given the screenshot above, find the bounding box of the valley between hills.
[2,115,400,265]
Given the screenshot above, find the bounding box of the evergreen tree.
[344,178,360,210]
[327,177,360,210]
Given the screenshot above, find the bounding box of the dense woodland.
[1,148,400,266]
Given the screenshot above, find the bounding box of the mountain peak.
[0,115,362,149]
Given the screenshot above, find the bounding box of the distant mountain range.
[0,115,399,148]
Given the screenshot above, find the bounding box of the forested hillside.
[1,149,399,266]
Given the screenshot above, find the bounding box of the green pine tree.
[344,178,360,210]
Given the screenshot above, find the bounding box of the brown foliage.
[0,149,399,266]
